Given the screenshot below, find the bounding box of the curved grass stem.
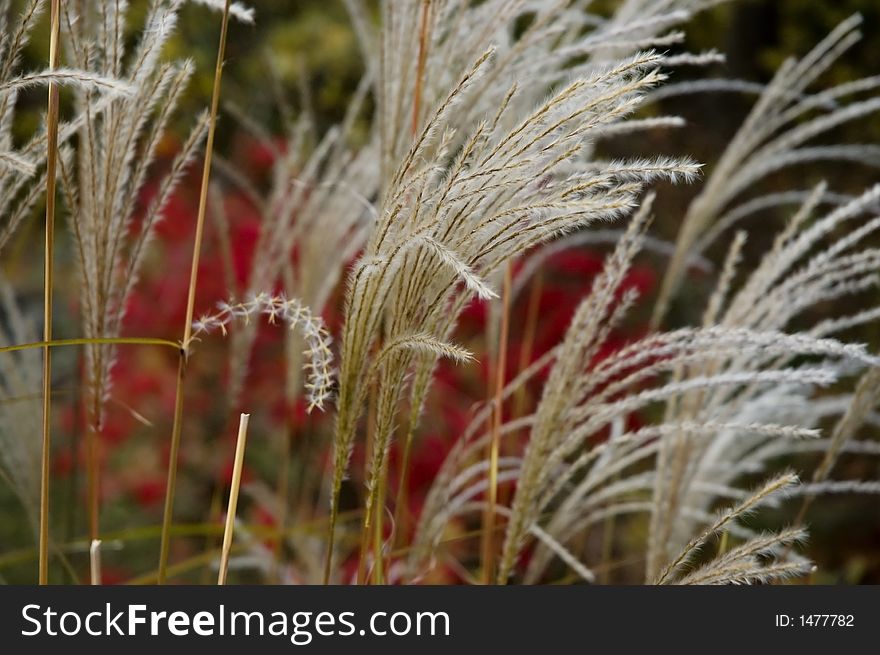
[0,337,179,356]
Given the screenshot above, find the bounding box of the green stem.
[0,336,180,355]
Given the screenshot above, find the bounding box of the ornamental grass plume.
[1,0,879,587]
[325,0,703,581]
[407,12,880,585]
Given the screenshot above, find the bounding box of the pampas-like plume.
[0,68,135,95]
[495,196,657,582]
[410,123,880,583]
[0,0,111,257]
[647,181,880,581]
[0,149,36,176]
[673,527,811,585]
[654,472,799,584]
[653,14,880,327]
[322,0,755,583]
[59,0,209,540]
[325,38,699,579]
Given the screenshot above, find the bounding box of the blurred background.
[0,0,878,584]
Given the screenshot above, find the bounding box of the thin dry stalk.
[373,460,389,584]
[357,364,380,585]
[483,262,512,584]
[391,414,416,550]
[411,0,432,136]
[38,0,61,587]
[218,413,250,585]
[89,539,102,585]
[158,0,234,585]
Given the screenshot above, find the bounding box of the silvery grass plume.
[0,0,47,208]
[51,0,253,540]
[655,473,813,585]
[0,0,132,254]
[346,0,717,190]
[331,0,715,568]
[331,19,698,576]
[56,0,250,443]
[0,280,42,533]
[646,183,880,580]
[411,185,880,584]
[217,68,378,409]
[652,14,880,326]
[58,0,205,526]
[324,1,703,576]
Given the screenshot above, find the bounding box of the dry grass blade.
[89,539,102,585]
[218,413,250,585]
[655,473,798,584]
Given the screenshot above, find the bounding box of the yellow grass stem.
[482,262,512,584]
[356,370,380,585]
[218,413,250,585]
[158,0,234,584]
[86,367,100,544]
[372,456,388,584]
[391,414,416,550]
[322,505,338,584]
[39,0,61,586]
[159,358,188,585]
[411,0,432,136]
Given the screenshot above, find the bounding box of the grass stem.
[218,413,250,585]
[482,262,512,584]
[158,0,234,584]
[89,539,102,585]
[38,0,62,586]
[411,0,432,136]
